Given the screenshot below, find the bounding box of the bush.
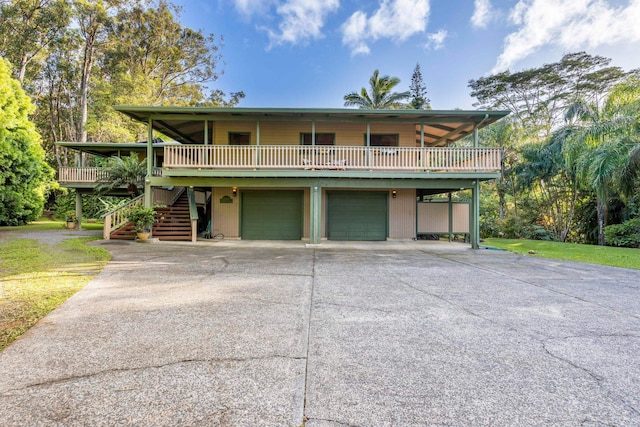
[491,215,555,241]
[605,218,640,248]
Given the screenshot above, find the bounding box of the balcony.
[58,146,501,184]
[163,145,501,172]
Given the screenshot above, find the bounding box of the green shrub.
[605,218,640,248]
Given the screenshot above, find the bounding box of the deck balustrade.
[163,145,501,172]
[59,146,501,184]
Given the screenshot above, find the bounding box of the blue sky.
[173,0,640,110]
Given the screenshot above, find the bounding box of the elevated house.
[58,107,508,247]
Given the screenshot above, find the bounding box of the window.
[366,134,399,147]
[229,132,250,145]
[301,133,335,146]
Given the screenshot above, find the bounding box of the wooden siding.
[389,189,416,239]
[211,121,417,147]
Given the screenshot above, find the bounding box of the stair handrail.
[169,187,186,206]
[187,188,199,242]
[102,194,144,240]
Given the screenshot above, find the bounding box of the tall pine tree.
[409,63,430,109]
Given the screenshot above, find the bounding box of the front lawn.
[0,217,103,232]
[483,238,640,270]
[0,236,110,351]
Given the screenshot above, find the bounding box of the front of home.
[58,107,508,247]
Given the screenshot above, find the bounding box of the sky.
[172,0,640,110]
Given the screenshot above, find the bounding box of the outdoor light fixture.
[232,187,238,197]
[392,190,397,199]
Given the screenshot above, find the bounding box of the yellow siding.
[389,189,416,239]
[211,121,417,147]
[212,187,240,238]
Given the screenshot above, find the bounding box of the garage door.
[241,190,303,240]
[327,191,388,241]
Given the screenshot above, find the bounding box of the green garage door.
[327,191,388,241]
[241,190,303,240]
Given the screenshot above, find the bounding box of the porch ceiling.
[113,106,509,147]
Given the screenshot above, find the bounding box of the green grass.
[0,236,110,351]
[0,217,104,232]
[484,238,640,269]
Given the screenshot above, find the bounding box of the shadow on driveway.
[1,240,639,426]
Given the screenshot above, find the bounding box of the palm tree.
[344,69,410,109]
[95,153,147,198]
[561,78,640,245]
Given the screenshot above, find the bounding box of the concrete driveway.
[1,240,639,426]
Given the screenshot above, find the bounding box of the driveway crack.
[0,354,305,394]
[301,249,316,424]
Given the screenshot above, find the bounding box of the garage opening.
[241,190,303,240]
[327,191,388,241]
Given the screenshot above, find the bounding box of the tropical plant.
[559,76,640,245]
[343,69,409,109]
[126,204,156,232]
[94,153,146,198]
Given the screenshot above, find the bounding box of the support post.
[471,182,480,249]
[309,186,322,244]
[256,120,261,167]
[204,120,209,145]
[145,118,153,208]
[311,120,315,146]
[366,121,371,168]
[448,192,453,242]
[75,191,83,230]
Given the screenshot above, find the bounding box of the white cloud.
[471,0,491,28]
[493,0,640,72]
[234,0,339,46]
[341,0,431,55]
[425,29,447,50]
[266,0,339,46]
[233,0,277,16]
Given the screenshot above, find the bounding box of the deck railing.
[58,167,109,182]
[164,145,501,172]
[59,167,163,183]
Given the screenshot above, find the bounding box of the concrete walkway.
[1,239,639,426]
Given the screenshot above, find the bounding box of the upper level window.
[229,132,250,145]
[367,134,399,147]
[301,133,335,146]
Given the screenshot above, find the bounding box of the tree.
[469,52,629,142]
[95,153,147,198]
[0,0,71,84]
[408,63,430,109]
[0,58,53,225]
[559,76,640,245]
[344,69,409,109]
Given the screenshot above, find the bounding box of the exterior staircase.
[152,192,192,241]
[109,191,193,241]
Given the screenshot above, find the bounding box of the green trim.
[161,169,500,180]
[149,176,479,190]
[114,105,510,120]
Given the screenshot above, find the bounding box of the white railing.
[58,167,110,182]
[102,195,143,240]
[164,145,501,172]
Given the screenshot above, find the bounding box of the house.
[57,107,508,247]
